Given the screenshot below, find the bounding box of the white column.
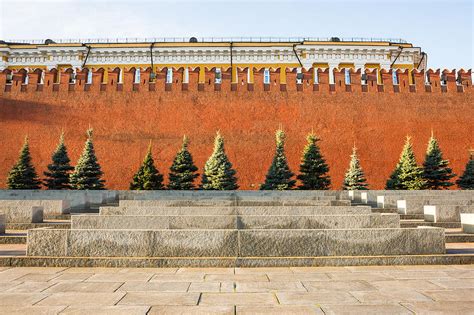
[328,63,338,84]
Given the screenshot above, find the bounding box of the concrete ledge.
[0,199,69,216]
[27,227,444,258]
[1,253,473,268]
[424,205,474,223]
[100,206,371,216]
[0,205,43,223]
[0,214,5,234]
[461,213,474,234]
[71,214,399,230]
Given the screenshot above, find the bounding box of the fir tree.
[260,129,295,190]
[297,133,331,190]
[422,133,455,189]
[342,146,369,190]
[390,136,426,190]
[456,154,474,189]
[201,132,238,190]
[7,136,41,189]
[70,129,106,190]
[129,142,164,190]
[43,133,74,190]
[385,163,402,189]
[168,136,199,190]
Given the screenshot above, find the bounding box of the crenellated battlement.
[1,67,471,95]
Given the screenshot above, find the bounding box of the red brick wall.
[0,75,472,189]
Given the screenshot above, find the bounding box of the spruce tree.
[129,143,164,190]
[201,132,238,190]
[70,129,106,190]
[392,136,426,190]
[422,134,455,189]
[168,136,199,190]
[385,163,402,189]
[260,129,295,190]
[43,133,74,190]
[342,146,369,190]
[297,133,331,190]
[456,154,474,189]
[7,136,41,189]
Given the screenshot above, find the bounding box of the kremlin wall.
[0,67,472,189]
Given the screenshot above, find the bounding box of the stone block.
[71,215,236,230]
[398,197,473,215]
[461,213,474,234]
[0,199,69,216]
[239,228,445,257]
[100,206,372,216]
[424,205,474,222]
[237,214,399,229]
[27,229,239,257]
[27,228,67,256]
[0,205,43,223]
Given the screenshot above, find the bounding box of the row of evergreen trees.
[5,129,474,190]
[7,129,105,190]
[385,135,473,190]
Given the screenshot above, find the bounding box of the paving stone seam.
[398,302,417,314]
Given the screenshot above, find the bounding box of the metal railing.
[4,37,408,45]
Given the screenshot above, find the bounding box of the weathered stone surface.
[0,205,43,223]
[27,229,67,256]
[0,199,69,216]
[424,205,474,223]
[369,190,473,206]
[237,214,399,229]
[28,229,239,258]
[398,197,474,215]
[27,227,445,258]
[72,213,398,230]
[0,190,119,211]
[100,205,371,216]
[72,215,236,230]
[239,228,445,257]
[118,198,346,208]
[0,214,5,234]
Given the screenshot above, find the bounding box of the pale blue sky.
[0,0,472,69]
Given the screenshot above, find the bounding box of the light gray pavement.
[0,265,473,314]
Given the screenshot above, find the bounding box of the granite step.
[71,213,400,230]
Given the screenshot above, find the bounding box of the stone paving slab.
[321,304,412,315]
[0,306,67,315]
[36,292,126,306]
[0,265,472,313]
[117,292,200,306]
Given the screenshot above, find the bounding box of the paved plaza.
[0,265,473,314]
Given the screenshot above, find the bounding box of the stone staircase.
[21,194,451,267]
[0,191,473,267]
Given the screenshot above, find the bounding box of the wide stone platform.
[1,190,474,268]
[0,265,473,314]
